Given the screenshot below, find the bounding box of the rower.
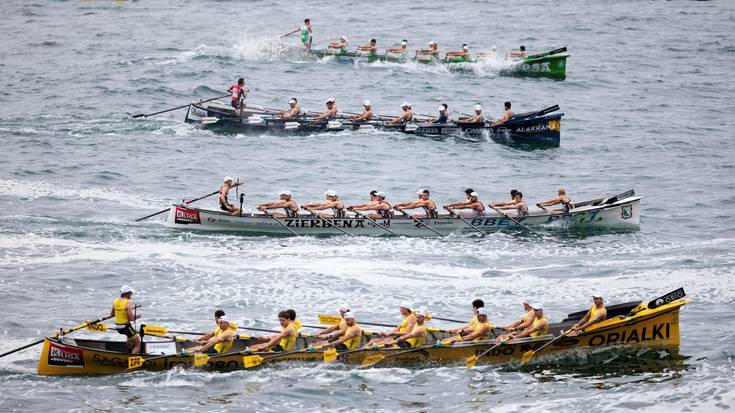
[313,98,338,122]
[386,308,428,348]
[491,191,528,217]
[416,40,439,58]
[257,190,299,218]
[278,98,301,119]
[385,39,408,55]
[357,39,378,54]
[188,316,237,354]
[394,189,438,218]
[569,294,607,335]
[536,187,574,213]
[312,311,362,351]
[491,101,514,126]
[328,36,349,52]
[432,103,449,124]
[444,190,486,218]
[110,285,141,354]
[445,43,470,60]
[509,45,526,58]
[497,301,536,341]
[249,311,298,352]
[490,189,519,208]
[363,303,417,348]
[226,78,247,113]
[218,176,241,216]
[286,309,302,331]
[192,309,227,345]
[386,102,413,125]
[446,299,484,336]
[350,100,374,122]
[461,104,484,123]
[300,18,313,50]
[507,304,548,339]
[476,45,498,59]
[445,307,493,344]
[348,190,393,219]
[316,306,350,338]
[303,190,346,218]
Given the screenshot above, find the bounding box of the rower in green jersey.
[385,39,408,56]
[300,19,312,50]
[357,39,378,55]
[445,44,470,61]
[415,41,439,59]
[328,36,349,53]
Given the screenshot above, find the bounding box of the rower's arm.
[194,331,214,343]
[317,324,338,336]
[125,302,139,321]
[573,311,592,330]
[202,331,232,351]
[461,325,489,342]
[579,309,607,331]
[330,328,359,346]
[515,321,545,339]
[260,201,288,210]
[258,330,290,349]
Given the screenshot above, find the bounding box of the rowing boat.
[306,47,569,79]
[185,101,564,146]
[163,190,642,237]
[36,289,687,375]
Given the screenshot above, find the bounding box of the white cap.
[339,305,350,312]
[462,44,469,50]
[491,45,497,51]
[340,36,348,42]
[223,176,233,183]
[363,100,371,106]
[218,315,228,322]
[592,294,604,299]
[474,104,482,111]
[343,311,355,319]
[326,98,335,104]
[476,307,488,316]
[533,303,544,310]
[469,192,478,197]
[279,190,291,196]
[400,302,412,310]
[324,190,337,197]
[417,189,428,195]
[289,99,296,104]
[401,40,407,46]
[401,102,411,108]
[428,40,436,46]
[120,285,134,294]
[416,308,427,317]
[375,191,386,198]
[437,106,445,112]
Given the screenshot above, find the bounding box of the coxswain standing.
[278,98,301,119]
[348,190,393,219]
[444,189,486,218]
[445,44,470,60]
[491,101,514,126]
[219,177,242,216]
[461,104,484,123]
[568,294,607,335]
[537,187,574,213]
[110,285,141,354]
[492,191,529,217]
[257,190,299,218]
[300,19,313,50]
[249,311,298,352]
[313,98,338,121]
[303,190,346,218]
[227,78,247,114]
[350,100,374,122]
[394,189,438,218]
[386,103,413,125]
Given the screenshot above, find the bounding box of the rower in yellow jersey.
[447,299,484,336]
[497,300,536,341]
[250,311,298,352]
[444,307,493,344]
[386,308,428,348]
[312,312,362,351]
[188,316,237,354]
[316,306,349,338]
[507,304,548,339]
[569,294,607,335]
[192,309,226,345]
[286,308,302,332]
[109,285,141,354]
[362,303,416,348]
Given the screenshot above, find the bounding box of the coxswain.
[357,39,378,54]
[497,301,536,341]
[363,304,417,348]
[249,311,298,352]
[219,177,242,216]
[110,285,141,354]
[445,44,470,60]
[313,98,338,121]
[444,307,493,344]
[506,304,548,339]
[188,316,237,354]
[446,299,484,337]
[386,102,413,125]
[303,190,346,218]
[278,98,301,119]
[350,100,374,122]
[569,294,607,335]
[386,39,408,55]
[312,311,362,351]
[386,308,429,348]
[257,190,299,218]
[316,306,350,338]
[328,36,349,52]
[348,190,393,219]
[490,101,514,126]
[444,190,486,218]
[227,78,247,112]
[192,309,227,345]
[536,187,574,213]
[461,104,484,123]
[300,19,313,50]
[490,189,520,208]
[492,191,528,216]
[416,41,439,58]
[432,103,449,124]
[509,45,526,58]
[394,189,438,218]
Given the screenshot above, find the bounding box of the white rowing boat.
[163,190,642,237]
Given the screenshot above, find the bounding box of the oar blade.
[323,348,338,362]
[128,356,144,369]
[318,314,341,325]
[243,355,263,368]
[193,353,209,367]
[466,355,477,369]
[361,354,385,367]
[143,325,168,337]
[521,350,535,365]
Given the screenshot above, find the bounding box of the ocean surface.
[1,0,734,411]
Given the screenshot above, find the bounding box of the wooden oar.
[487,204,545,238]
[317,314,395,328]
[395,208,443,236]
[132,94,229,118]
[141,325,207,337]
[521,331,568,364]
[135,183,240,222]
[361,343,436,367]
[426,314,466,324]
[242,346,316,368]
[466,338,507,369]
[262,211,299,236]
[0,315,114,359]
[280,28,300,38]
[526,47,567,60]
[445,208,486,236]
[302,207,352,236]
[349,210,399,236]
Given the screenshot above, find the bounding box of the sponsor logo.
[648,288,685,309]
[546,120,561,131]
[48,342,84,368]
[621,205,633,220]
[520,62,551,73]
[174,207,201,225]
[284,219,371,228]
[588,323,671,346]
[516,124,549,134]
